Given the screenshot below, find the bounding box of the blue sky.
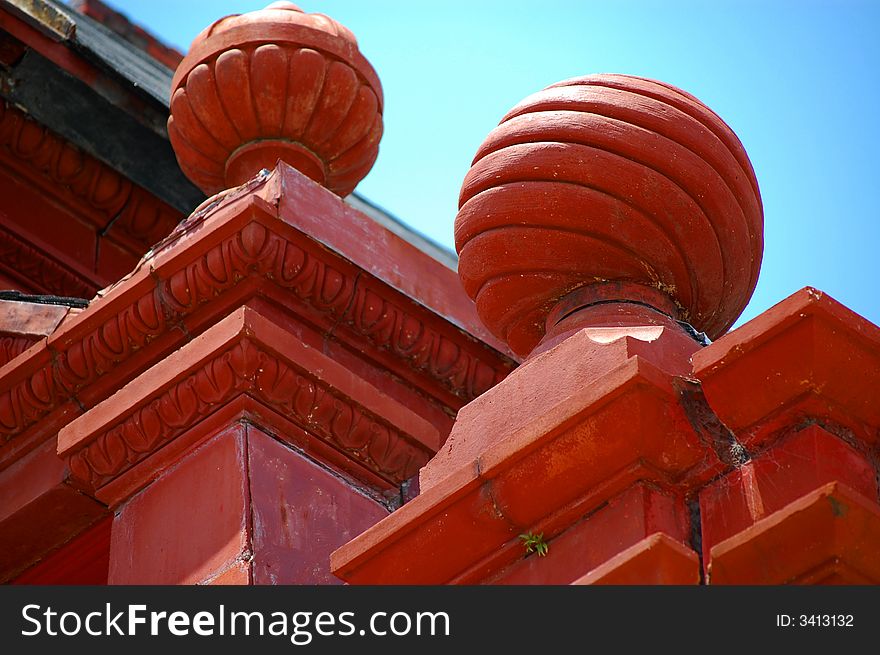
[98,0,879,330]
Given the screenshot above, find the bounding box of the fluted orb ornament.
[168,1,383,196]
[455,74,764,357]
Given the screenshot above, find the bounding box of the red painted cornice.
[0,165,514,476]
[58,306,437,506]
[332,354,717,584]
[0,99,183,271]
[693,287,880,450]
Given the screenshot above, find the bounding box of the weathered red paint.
[455,74,763,356]
[709,482,880,584]
[4,0,880,588]
[490,483,690,584]
[248,426,388,585]
[572,533,701,585]
[693,286,880,450]
[332,354,717,584]
[420,308,707,492]
[57,306,440,504]
[169,2,382,196]
[0,298,69,366]
[108,425,251,585]
[700,425,878,562]
[106,421,390,585]
[2,164,512,581]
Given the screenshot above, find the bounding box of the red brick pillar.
[54,306,411,584]
[333,74,765,585]
[3,2,517,585]
[51,1,406,585]
[106,422,387,585]
[693,289,880,583]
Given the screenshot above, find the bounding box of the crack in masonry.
[97,209,125,238]
[673,377,751,467]
[46,344,88,413]
[140,173,271,260]
[240,414,398,510]
[324,270,361,347]
[70,394,87,413]
[688,498,706,585]
[148,266,193,342]
[242,420,257,582]
[475,459,520,533]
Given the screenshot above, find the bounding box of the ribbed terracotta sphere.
[168,1,383,196]
[455,74,763,357]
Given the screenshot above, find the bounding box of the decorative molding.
[1,207,513,448]
[0,354,58,439]
[346,284,503,400]
[109,187,185,253]
[0,99,130,220]
[0,335,38,368]
[66,338,431,489]
[157,220,508,401]
[169,3,382,195]
[455,74,763,356]
[0,224,96,298]
[0,100,182,255]
[53,284,167,395]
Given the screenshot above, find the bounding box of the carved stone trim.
[0,224,96,297]
[0,100,182,254]
[1,197,514,451]
[64,334,432,492]
[0,335,38,368]
[157,218,508,403]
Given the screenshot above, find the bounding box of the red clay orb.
[455,74,764,356]
[168,2,383,197]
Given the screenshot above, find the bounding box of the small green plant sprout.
[519,532,549,557]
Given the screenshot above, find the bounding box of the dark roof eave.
[3,0,459,268]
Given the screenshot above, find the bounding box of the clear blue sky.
[98,0,880,331]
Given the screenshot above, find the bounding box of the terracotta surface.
[248,425,388,585]
[1,160,515,582]
[332,356,715,584]
[269,167,510,356]
[108,425,250,585]
[0,166,512,473]
[169,2,382,196]
[58,306,438,505]
[693,287,880,450]
[421,306,703,491]
[699,425,877,560]
[4,0,878,588]
[455,74,763,356]
[106,420,391,585]
[12,516,111,585]
[571,533,701,585]
[709,482,880,584]
[490,483,690,584]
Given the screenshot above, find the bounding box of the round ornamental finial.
[168,2,383,197]
[455,74,764,357]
